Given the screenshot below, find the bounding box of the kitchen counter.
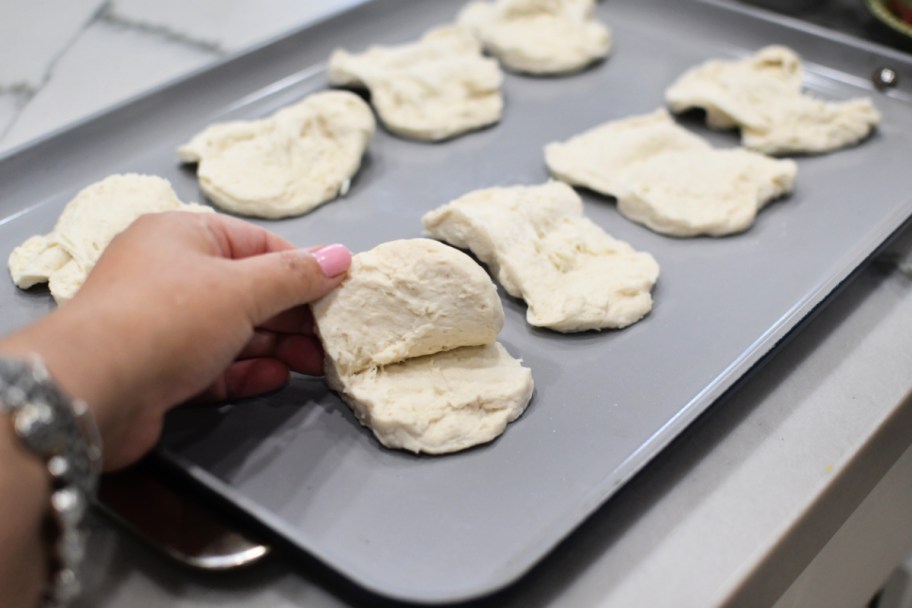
[2,1,911,607]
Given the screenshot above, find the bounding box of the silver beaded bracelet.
[0,356,101,607]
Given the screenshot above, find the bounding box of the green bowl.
[865,0,912,38]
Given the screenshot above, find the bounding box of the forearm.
[0,289,179,608]
[0,412,50,608]
[0,304,132,608]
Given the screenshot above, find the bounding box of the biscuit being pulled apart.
[329,26,503,141]
[458,0,612,75]
[8,174,212,303]
[423,181,659,332]
[665,46,880,155]
[312,238,533,454]
[178,90,374,218]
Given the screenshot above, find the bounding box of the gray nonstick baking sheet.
[2,0,911,603]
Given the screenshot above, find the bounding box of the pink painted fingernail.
[312,244,351,277]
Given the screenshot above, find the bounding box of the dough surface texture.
[665,45,880,155]
[328,26,503,141]
[622,149,797,237]
[338,343,533,455]
[8,174,212,302]
[313,238,504,378]
[423,181,659,331]
[458,0,611,75]
[545,109,797,237]
[178,90,374,218]
[311,238,532,454]
[546,109,709,201]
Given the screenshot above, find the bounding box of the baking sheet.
[1,0,911,603]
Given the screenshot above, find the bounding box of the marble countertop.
[3,1,912,607]
[0,0,363,154]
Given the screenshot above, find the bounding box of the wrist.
[0,412,50,608]
[0,306,126,445]
[0,356,100,606]
[0,299,183,471]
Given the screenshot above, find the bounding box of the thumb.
[236,244,352,324]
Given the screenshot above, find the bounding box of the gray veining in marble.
[108,0,365,53]
[0,0,362,154]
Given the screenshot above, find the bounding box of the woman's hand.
[0,211,351,470]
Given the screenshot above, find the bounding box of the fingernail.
[311,244,351,277]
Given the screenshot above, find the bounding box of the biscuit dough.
[178,90,374,218]
[423,181,660,332]
[329,26,503,141]
[545,109,709,201]
[665,46,881,155]
[8,174,212,302]
[738,95,882,156]
[545,110,797,237]
[458,0,612,75]
[337,343,534,455]
[312,238,533,454]
[622,149,797,237]
[313,238,504,378]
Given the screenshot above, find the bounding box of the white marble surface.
[0,0,362,154]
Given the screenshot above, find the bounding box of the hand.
[0,211,351,470]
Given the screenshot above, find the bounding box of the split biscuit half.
[179,91,375,218]
[423,181,659,332]
[329,26,503,141]
[665,46,880,155]
[545,109,797,237]
[459,0,612,75]
[312,238,533,454]
[8,174,212,303]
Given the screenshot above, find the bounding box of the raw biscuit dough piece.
[545,109,709,200]
[665,45,881,155]
[621,149,797,237]
[8,174,212,303]
[339,342,534,455]
[667,45,804,131]
[458,0,612,75]
[328,26,503,141]
[544,109,797,237]
[313,238,504,378]
[423,181,660,332]
[738,95,881,156]
[312,238,532,454]
[178,90,374,218]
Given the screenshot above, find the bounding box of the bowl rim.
[865,0,912,38]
